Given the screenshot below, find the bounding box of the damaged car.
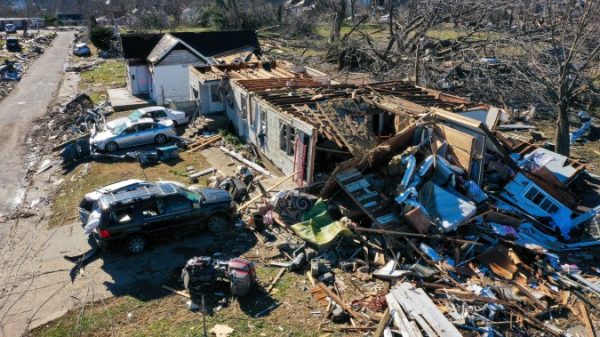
[81,181,235,254]
[91,118,176,152]
[105,106,191,131]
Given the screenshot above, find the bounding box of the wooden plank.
[373,308,391,337]
[437,124,475,172]
[162,285,190,298]
[578,301,598,337]
[266,268,286,293]
[317,282,364,322]
[237,174,295,212]
[186,134,222,153]
[394,283,462,337]
[188,167,216,179]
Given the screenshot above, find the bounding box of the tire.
[105,141,118,152]
[207,214,231,233]
[155,134,167,144]
[123,234,148,254]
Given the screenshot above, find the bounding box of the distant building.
[0,18,29,31]
[120,31,261,105]
[57,14,84,26]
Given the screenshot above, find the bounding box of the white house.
[120,31,261,106]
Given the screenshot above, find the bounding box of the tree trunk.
[329,0,346,44]
[554,81,571,156]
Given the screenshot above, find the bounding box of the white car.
[105,106,190,131]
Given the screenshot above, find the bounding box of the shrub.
[90,26,113,50]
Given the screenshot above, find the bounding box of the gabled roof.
[120,31,261,62]
[121,33,163,60]
[147,33,208,65]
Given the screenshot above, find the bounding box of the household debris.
[182,256,257,297]
[0,31,55,100]
[232,106,600,336]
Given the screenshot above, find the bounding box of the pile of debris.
[241,109,600,336]
[0,32,56,100]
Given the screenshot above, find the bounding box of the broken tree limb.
[219,146,272,177]
[317,282,364,322]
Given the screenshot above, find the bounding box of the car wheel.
[123,235,147,254]
[207,214,231,233]
[155,134,167,144]
[105,142,118,152]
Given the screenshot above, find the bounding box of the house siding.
[151,63,203,104]
[126,64,151,96]
[160,49,203,66]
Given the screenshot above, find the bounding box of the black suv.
[82,181,236,254]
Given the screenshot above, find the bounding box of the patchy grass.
[426,25,505,41]
[314,23,386,40]
[27,265,342,337]
[47,152,209,229]
[79,60,127,103]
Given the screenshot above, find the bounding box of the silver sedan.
[91,118,177,152]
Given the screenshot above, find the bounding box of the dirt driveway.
[0,31,73,215]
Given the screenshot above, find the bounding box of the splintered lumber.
[317,282,364,322]
[237,173,295,211]
[162,285,190,298]
[388,282,462,337]
[266,268,286,293]
[186,134,222,152]
[373,308,391,337]
[578,301,597,337]
[219,146,272,177]
[188,167,216,180]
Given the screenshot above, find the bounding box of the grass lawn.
[27,263,332,337]
[47,152,209,229]
[79,60,127,103]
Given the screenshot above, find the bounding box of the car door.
[164,194,196,233]
[104,205,140,240]
[117,126,139,148]
[140,198,173,240]
[135,122,156,144]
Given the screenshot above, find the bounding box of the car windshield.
[113,123,128,135]
[176,186,201,203]
[129,110,143,121]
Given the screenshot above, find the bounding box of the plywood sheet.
[436,125,475,173]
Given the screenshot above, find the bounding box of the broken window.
[142,199,164,218]
[524,185,560,214]
[279,121,296,156]
[240,93,248,120]
[209,84,221,103]
[110,207,135,226]
[165,195,192,213]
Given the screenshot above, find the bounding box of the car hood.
[92,130,115,143]
[106,117,129,130]
[196,188,232,204]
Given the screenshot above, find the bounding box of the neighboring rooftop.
[121,31,261,63]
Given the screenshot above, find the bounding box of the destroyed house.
[189,61,500,185]
[121,31,261,105]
